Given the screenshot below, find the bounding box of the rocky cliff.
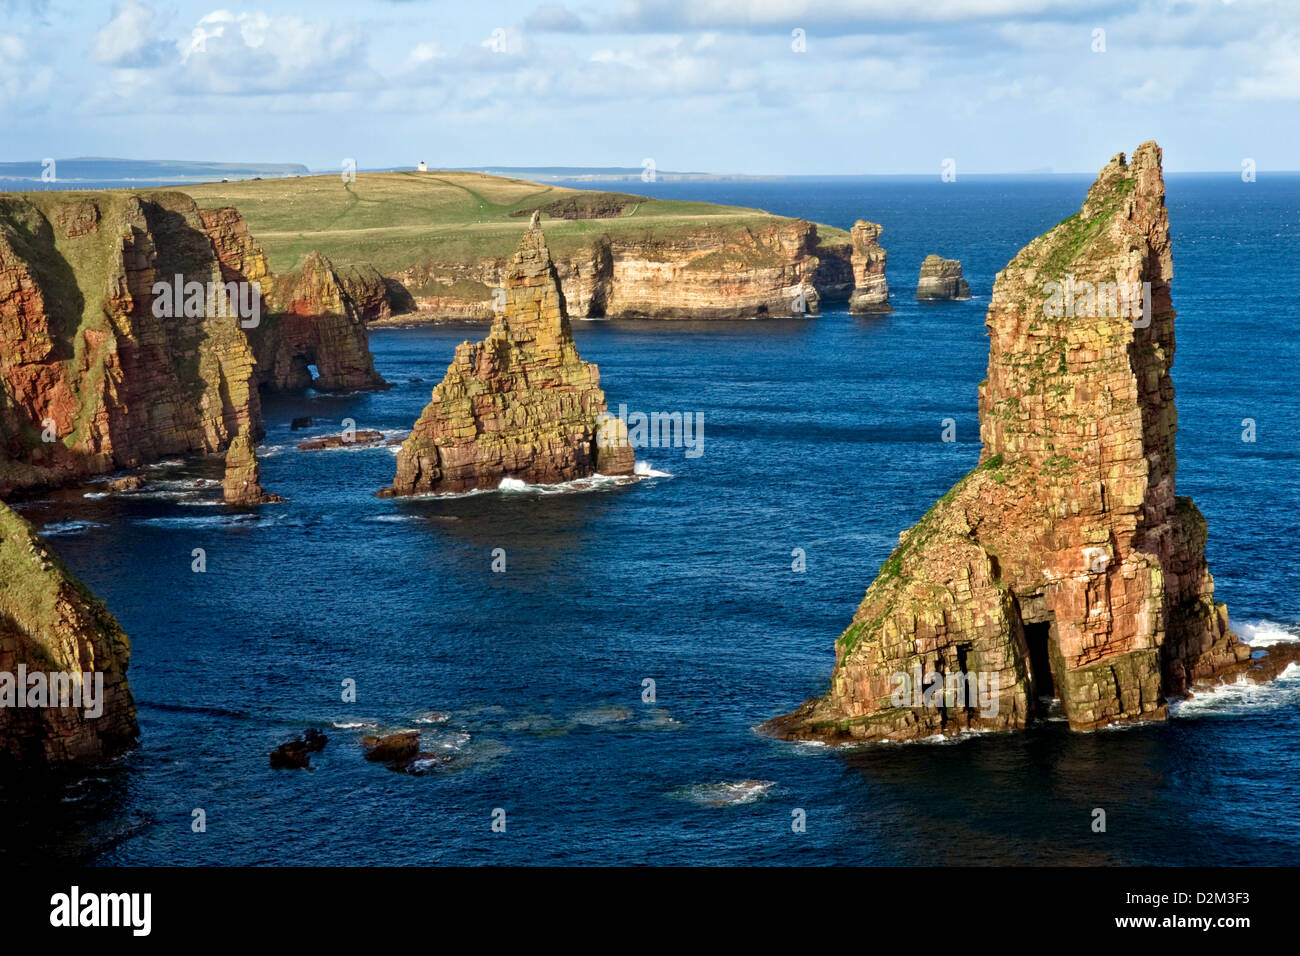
[0,501,137,765]
[848,221,891,313]
[0,191,261,495]
[765,142,1300,744]
[253,252,388,392]
[381,213,635,496]
[0,192,386,496]
[384,218,861,321]
[916,254,971,301]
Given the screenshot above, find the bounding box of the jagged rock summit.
[765,142,1300,744]
[916,254,971,301]
[381,213,635,496]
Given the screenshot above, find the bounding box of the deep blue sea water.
[2,174,1297,865]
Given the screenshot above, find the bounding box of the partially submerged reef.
[381,213,635,497]
[764,142,1300,745]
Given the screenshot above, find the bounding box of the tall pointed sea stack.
[382,213,634,496]
[765,142,1300,744]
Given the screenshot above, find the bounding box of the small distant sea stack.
[380,212,635,496]
[847,220,891,313]
[916,255,971,301]
[222,429,283,505]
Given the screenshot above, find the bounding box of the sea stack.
[221,428,282,506]
[847,220,891,313]
[381,213,634,496]
[764,142,1300,744]
[0,502,138,765]
[916,254,971,301]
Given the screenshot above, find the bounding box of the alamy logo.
[152,275,261,328]
[891,665,1000,717]
[0,666,104,718]
[1042,275,1151,328]
[50,886,151,936]
[598,404,704,458]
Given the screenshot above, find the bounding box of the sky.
[0,0,1297,175]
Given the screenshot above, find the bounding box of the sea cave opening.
[1025,621,1057,706]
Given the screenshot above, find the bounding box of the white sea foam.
[1237,620,1299,647]
[83,492,110,499]
[331,720,378,730]
[40,520,107,536]
[1170,662,1300,719]
[673,780,776,807]
[634,460,673,478]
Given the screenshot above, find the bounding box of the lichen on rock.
[381,213,635,496]
[764,141,1300,745]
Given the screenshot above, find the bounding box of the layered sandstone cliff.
[916,254,971,301]
[378,219,871,321]
[765,142,1299,744]
[0,191,262,495]
[0,192,385,496]
[0,501,137,765]
[381,213,634,496]
[848,221,891,313]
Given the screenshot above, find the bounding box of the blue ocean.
[3,174,1297,865]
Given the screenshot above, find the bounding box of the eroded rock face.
[0,192,261,496]
[916,254,971,301]
[765,142,1299,744]
[848,221,891,313]
[382,214,635,496]
[255,252,389,392]
[381,218,879,320]
[0,502,137,766]
[0,192,388,496]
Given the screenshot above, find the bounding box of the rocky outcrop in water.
[221,428,282,506]
[0,502,137,765]
[765,142,1300,745]
[848,221,891,313]
[382,213,635,496]
[254,253,389,392]
[916,255,971,301]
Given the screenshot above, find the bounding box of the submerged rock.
[765,141,1300,745]
[270,728,328,769]
[296,430,388,451]
[915,254,971,301]
[362,730,419,764]
[847,220,891,313]
[0,502,138,765]
[381,213,636,496]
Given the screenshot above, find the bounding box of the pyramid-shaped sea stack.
[382,213,635,496]
[765,142,1300,744]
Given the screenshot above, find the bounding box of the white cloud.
[90,0,165,66]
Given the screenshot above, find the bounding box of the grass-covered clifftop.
[186,171,857,320]
[186,170,848,274]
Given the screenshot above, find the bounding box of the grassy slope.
[185,170,850,275]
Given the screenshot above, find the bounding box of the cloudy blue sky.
[1,0,1297,174]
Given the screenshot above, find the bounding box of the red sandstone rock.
[382,213,635,496]
[765,142,1299,744]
